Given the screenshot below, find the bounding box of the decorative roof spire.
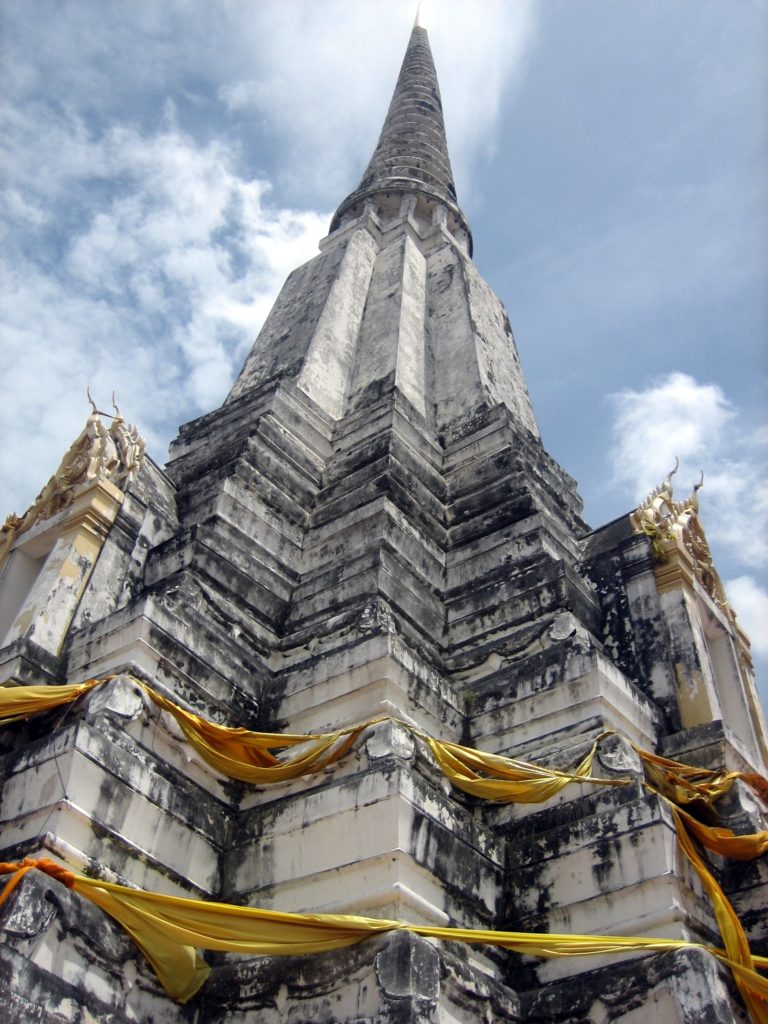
[330,22,472,249]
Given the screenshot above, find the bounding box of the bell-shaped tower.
[1,18,766,1024]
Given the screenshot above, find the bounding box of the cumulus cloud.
[725,577,768,658]
[610,372,734,499]
[0,107,327,512]
[609,372,768,567]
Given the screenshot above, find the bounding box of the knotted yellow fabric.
[423,731,627,802]
[144,685,372,784]
[675,805,768,862]
[0,857,76,907]
[3,858,767,1009]
[636,745,768,810]
[636,734,768,1020]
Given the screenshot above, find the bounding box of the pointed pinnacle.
[330,21,471,249]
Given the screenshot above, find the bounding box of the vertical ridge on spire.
[330,23,471,247]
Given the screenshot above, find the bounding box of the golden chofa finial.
[689,470,704,510]
[86,385,111,418]
[661,457,679,499]
[86,384,99,416]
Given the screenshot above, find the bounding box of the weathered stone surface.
[330,25,471,249]
[1,18,765,1024]
[520,947,749,1023]
[0,872,194,1023]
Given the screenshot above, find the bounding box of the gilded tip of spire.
[414,2,427,29]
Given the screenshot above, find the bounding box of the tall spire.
[330,23,472,249]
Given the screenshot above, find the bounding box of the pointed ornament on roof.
[330,18,472,250]
[0,391,145,567]
[630,464,730,612]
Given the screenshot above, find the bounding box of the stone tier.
[0,677,233,896]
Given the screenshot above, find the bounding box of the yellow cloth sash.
[146,685,371,783]
[2,676,767,1019]
[423,730,627,802]
[0,679,626,798]
[663,800,768,1023]
[2,858,767,1011]
[0,678,104,723]
[637,745,768,810]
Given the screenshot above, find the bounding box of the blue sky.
[1,0,766,704]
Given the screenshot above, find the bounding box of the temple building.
[1,18,766,1024]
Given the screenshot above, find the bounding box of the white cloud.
[0,108,327,514]
[725,577,768,658]
[610,372,733,499]
[219,80,269,113]
[609,372,768,568]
